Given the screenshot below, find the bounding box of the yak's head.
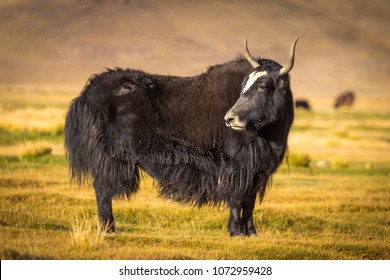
[224,38,298,133]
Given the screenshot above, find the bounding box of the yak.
[295,99,311,111]
[334,91,355,109]
[64,38,298,237]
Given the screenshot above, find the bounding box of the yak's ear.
[112,84,136,96]
[278,79,285,88]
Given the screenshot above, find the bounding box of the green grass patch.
[0,129,63,145]
[0,155,67,171]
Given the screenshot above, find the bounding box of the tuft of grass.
[287,152,311,167]
[20,141,52,160]
[70,217,107,250]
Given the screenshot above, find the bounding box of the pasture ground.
[0,88,389,259]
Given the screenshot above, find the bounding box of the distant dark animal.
[64,38,298,237]
[334,91,355,109]
[295,99,311,110]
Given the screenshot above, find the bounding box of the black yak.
[64,38,298,237]
[295,99,311,111]
[334,91,355,109]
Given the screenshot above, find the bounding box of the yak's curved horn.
[279,37,299,76]
[244,37,261,69]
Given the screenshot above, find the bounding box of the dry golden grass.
[1,165,389,259]
[70,217,107,250]
[0,107,66,135]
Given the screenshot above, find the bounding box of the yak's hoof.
[229,226,245,237]
[229,226,257,237]
[106,227,117,234]
[245,229,258,237]
[230,233,246,238]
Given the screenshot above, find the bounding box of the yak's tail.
[64,96,94,185]
[64,86,140,198]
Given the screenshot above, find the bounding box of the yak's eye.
[257,83,266,91]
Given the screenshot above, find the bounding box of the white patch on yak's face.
[242,70,267,93]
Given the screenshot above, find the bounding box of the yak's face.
[224,66,288,132]
[224,38,298,133]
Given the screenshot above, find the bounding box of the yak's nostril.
[224,115,234,127]
[225,118,234,125]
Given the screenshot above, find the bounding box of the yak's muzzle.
[224,111,246,131]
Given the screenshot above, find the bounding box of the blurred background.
[0,0,389,107]
[2,0,389,159]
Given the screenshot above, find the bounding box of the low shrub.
[287,152,311,167]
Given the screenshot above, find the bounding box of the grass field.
[0,87,389,260]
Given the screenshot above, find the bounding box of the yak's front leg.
[227,206,244,237]
[94,181,116,233]
[242,194,257,236]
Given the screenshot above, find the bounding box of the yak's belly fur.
[140,161,219,206]
[137,136,220,206]
[134,131,277,207]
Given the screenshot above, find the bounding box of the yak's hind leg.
[242,194,257,236]
[94,180,116,233]
[93,165,141,233]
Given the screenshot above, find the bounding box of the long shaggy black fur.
[65,56,294,236]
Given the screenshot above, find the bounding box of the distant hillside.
[0,0,389,99]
